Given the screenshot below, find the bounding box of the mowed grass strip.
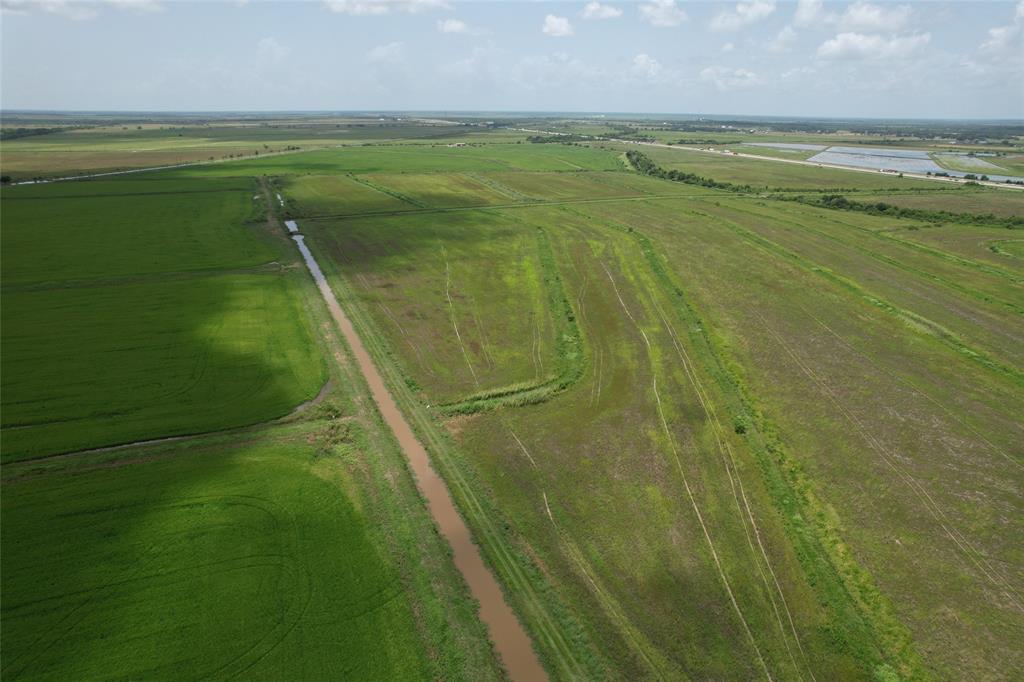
[1,272,325,461]
[1,437,438,681]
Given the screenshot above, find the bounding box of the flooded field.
[809,145,1021,181]
[746,142,827,151]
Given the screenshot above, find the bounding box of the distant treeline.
[626,149,755,191]
[0,127,69,140]
[626,149,1023,229]
[526,134,594,144]
[786,194,1024,229]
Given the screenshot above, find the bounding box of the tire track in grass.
[443,248,480,388]
[584,205,820,676]
[686,205,1024,388]
[754,312,1024,615]
[651,297,812,681]
[600,259,772,680]
[508,426,673,678]
[794,301,1020,471]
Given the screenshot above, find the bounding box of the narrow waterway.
[290,230,547,681]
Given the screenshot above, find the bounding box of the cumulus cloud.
[106,0,161,11]
[366,41,405,64]
[793,0,828,27]
[699,65,760,91]
[711,0,776,32]
[980,0,1024,53]
[257,36,290,62]
[640,0,686,28]
[839,2,911,32]
[631,53,663,79]
[0,0,162,20]
[767,25,797,52]
[582,1,621,20]
[542,14,573,37]
[817,31,930,60]
[324,0,449,16]
[438,17,484,35]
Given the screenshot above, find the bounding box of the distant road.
[513,128,1024,192]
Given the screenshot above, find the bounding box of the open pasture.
[357,172,514,208]
[291,143,1024,680]
[305,209,559,405]
[0,118,530,179]
[283,173,410,216]
[616,143,953,191]
[847,187,1024,218]
[162,142,623,179]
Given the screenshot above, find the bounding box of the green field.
[3,121,1022,681]
[0,168,504,679]
[281,140,1022,679]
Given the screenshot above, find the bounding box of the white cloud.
[106,0,161,12]
[767,25,797,52]
[366,41,405,64]
[257,36,289,62]
[582,1,621,20]
[793,0,827,27]
[437,18,485,35]
[699,65,760,91]
[631,53,662,79]
[817,31,930,60]
[640,0,686,28]
[839,2,910,33]
[542,14,573,37]
[711,0,776,32]
[0,0,162,20]
[981,24,1021,53]
[980,1,1024,53]
[721,42,735,53]
[324,0,449,16]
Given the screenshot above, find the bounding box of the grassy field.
[1,170,504,679]
[610,143,951,191]
[0,118,530,179]
[4,126,1022,681]
[278,141,1023,680]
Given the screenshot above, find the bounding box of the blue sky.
[2,1,1022,118]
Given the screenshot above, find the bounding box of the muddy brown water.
[291,233,547,681]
